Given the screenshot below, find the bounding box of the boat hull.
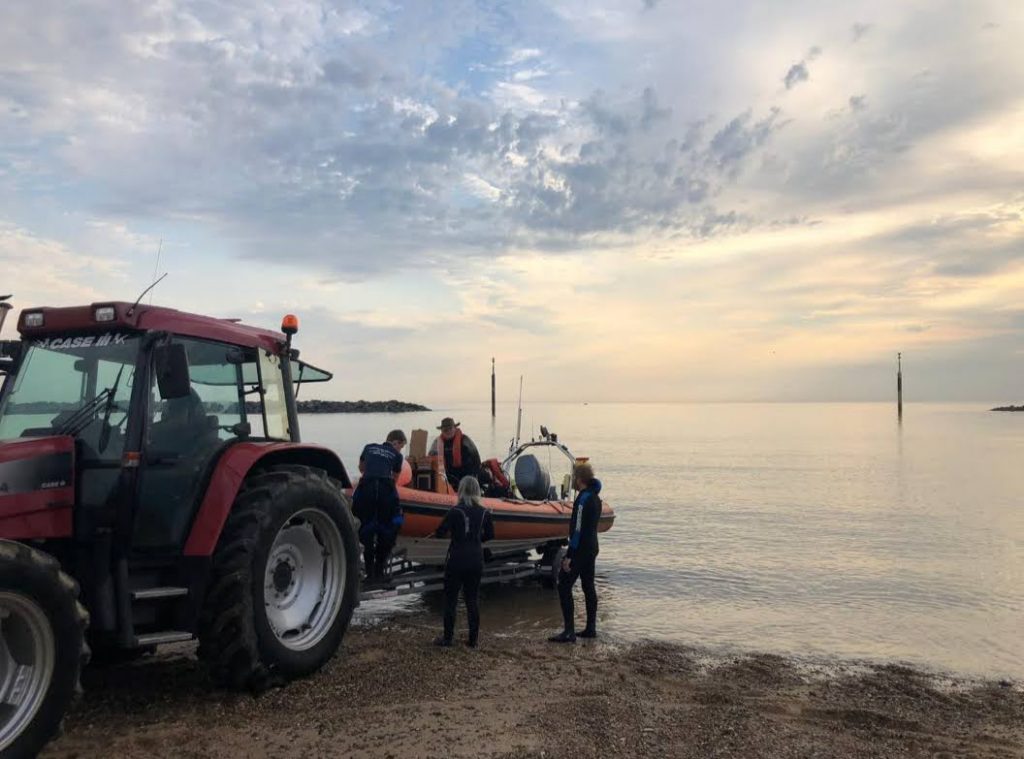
[345,484,615,567]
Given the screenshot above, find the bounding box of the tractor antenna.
[127,273,168,316]
[149,239,163,304]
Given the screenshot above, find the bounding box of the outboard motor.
[514,454,551,500]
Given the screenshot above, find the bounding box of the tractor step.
[134,630,193,646]
[131,586,189,601]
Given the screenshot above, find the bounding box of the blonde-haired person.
[549,462,603,643]
[432,476,495,648]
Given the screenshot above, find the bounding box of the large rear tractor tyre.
[0,541,89,759]
[198,465,360,691]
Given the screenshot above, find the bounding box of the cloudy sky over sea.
[1,1,1021,402]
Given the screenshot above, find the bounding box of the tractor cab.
[0,303,333,549]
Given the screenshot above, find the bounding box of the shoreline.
[44,620,1023,758]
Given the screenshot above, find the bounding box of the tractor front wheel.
[198,465,360,691]
[0,540,89,759]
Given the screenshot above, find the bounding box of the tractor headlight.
[94,306,116,322]
[23,312,44,328]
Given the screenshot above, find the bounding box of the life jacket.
[449,428,464,468]
[482,458,510,489]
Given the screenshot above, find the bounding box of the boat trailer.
[358,550,561,603]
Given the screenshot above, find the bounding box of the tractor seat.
[149,390,219,457]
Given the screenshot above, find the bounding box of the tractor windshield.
[0,332,139,459]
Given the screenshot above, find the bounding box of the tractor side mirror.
[153,343,191,400]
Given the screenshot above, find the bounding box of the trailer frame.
[358,549,560,602]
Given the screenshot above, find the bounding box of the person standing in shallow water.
[433,476,495,648]
[549,462,603,643]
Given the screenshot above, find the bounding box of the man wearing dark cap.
[430,417,481,489]
[353,429,407,581]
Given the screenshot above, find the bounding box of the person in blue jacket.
[353,429,406,581]
[549,462,602,643]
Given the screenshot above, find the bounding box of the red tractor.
[0,297,360,758]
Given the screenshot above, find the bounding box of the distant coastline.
[992,405,1024,412]
[295,399,430,414]
[8,399,431,415]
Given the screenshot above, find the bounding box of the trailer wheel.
[0,540,89,759]
[198,465,360,691]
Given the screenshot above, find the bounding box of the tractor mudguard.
[182,442,350,557]
[0,436,75,540]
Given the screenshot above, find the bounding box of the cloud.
[0,1,793,277]
[783,61,810,90]
[503,48,543,65]
[709,108,786,175]
[1,0,1022,401]
[851,22,873,42]
[0,221,136,313]
[782,46,822,90]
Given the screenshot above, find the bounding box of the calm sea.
[300,402,1024,679]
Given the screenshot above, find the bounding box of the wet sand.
[45,621,1023,758]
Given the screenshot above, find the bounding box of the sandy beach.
[44,620,1023,759]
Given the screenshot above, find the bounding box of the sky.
[0,0,1022,403]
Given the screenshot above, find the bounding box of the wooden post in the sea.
[491,358,496,418]
[897,352,903,421]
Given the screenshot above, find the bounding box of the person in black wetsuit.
[430,417,482,489]
[549,462,603,643]
[353,429,406,581]
[432,476,495,648]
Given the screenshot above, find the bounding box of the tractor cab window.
[0,333,139,461]
[259,350,289,440]
[146,338,243,458]
[135,337,291,550]
[145,338,291,450]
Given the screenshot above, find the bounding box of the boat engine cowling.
[513,454,550,500]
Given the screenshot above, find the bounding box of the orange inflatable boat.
[351,435,615,567]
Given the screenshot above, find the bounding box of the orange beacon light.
[281,314,300,336]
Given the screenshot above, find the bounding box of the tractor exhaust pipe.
[0,294,12,336]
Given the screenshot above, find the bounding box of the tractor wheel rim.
[264,508,345,652]
[0,592,56,752]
